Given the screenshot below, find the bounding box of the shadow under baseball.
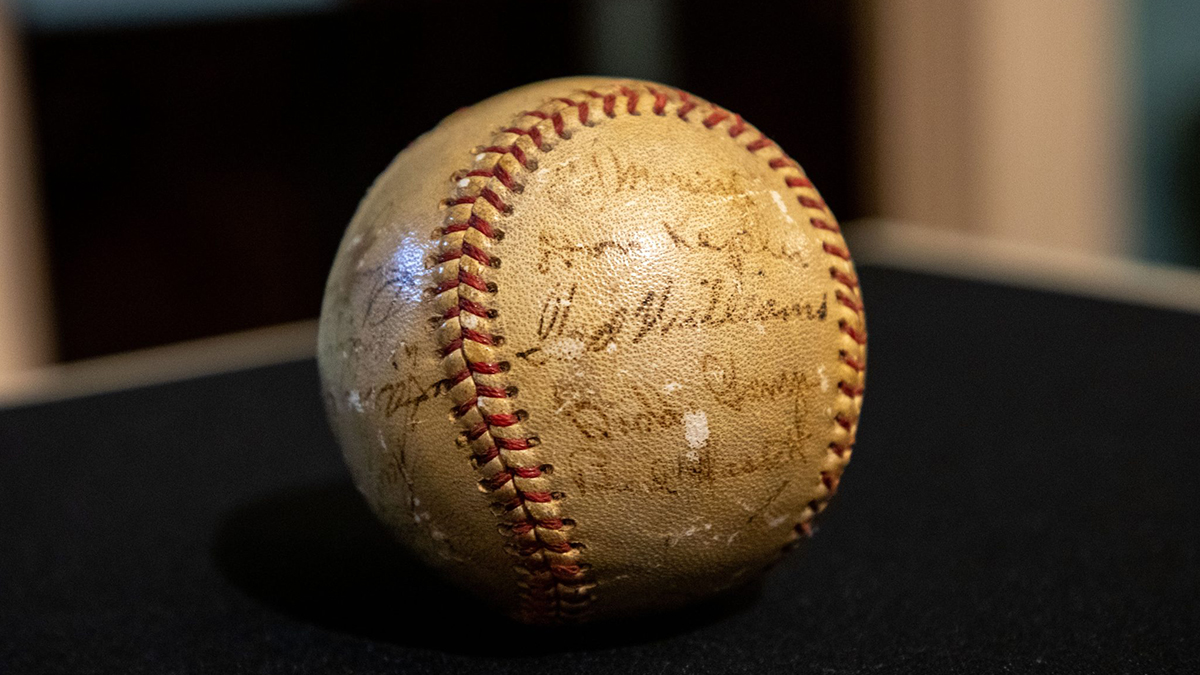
[212,482,761,655]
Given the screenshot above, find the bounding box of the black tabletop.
[3,266,1198,674]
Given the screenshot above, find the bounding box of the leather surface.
[317,77,866,623]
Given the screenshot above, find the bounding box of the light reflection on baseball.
[318,78,866,624]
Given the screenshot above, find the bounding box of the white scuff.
[767,514,790,528]
[348,390,364,413]
[457,177,470,188]
[817,364,830,392]
[683,410,710,449]
[606,342,618,353]
[685,449,700,463]
[543,337,585,361]
[770,190,796,224]
[754,322,765,334]
[663,382,682,393]
[475,153,486,162]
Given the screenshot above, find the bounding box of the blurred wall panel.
[1136,0,1200,265]
[0,4,55,374]
[867,0,1133,256]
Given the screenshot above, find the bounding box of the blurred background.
[0,0,1196,376]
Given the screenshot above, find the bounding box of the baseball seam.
[428,81,865,622]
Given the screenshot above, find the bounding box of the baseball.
[318,77,866,624]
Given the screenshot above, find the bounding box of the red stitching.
[618,86,639,114]
[441,337,463,356]
[830,268,859,289]
[443,213,496,238]
[551,564,581,579]
[810,218,840,234]
[479,188,507,213]
[676,91,697,120]
[822,242,851,260]
[482,471,513,490]
[555,97,589,125]
[496,436,534,450]
[702,109,729,128]
[458,268,490,293]
[769,157,796,169]
[512,465,542,478]
[820,471,839,493]
[454,397,480,417]
[835,290,863,312]
[841,353,866,372]
[517,540,567,555]
[480,144,530,168]
[728,114,747,137]
[463,241,492,265]
[746,136,773,152]
[543,541,572,554]
[469,361,504,374]
[505,125,543,149]
[785,176,813,188]
[485,412,520,427]
[798,195,826,210]
[646,87,668,115]
[466,167,517,191]
[839,321,867,345]
[444,297,490,319]
[461,327,495,346]
[476,385,509,399]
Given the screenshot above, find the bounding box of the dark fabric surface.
[2,266,1198,673]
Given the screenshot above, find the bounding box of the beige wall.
[0,5,55,373]
[866,0,1132,255]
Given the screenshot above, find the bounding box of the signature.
[519,280,826,361]
[535,222,809,277]
[551,354,819,496]
[549,146,757,198]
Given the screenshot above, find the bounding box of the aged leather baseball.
[318,77,866,623]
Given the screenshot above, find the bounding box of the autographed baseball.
[318,78,865,623]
